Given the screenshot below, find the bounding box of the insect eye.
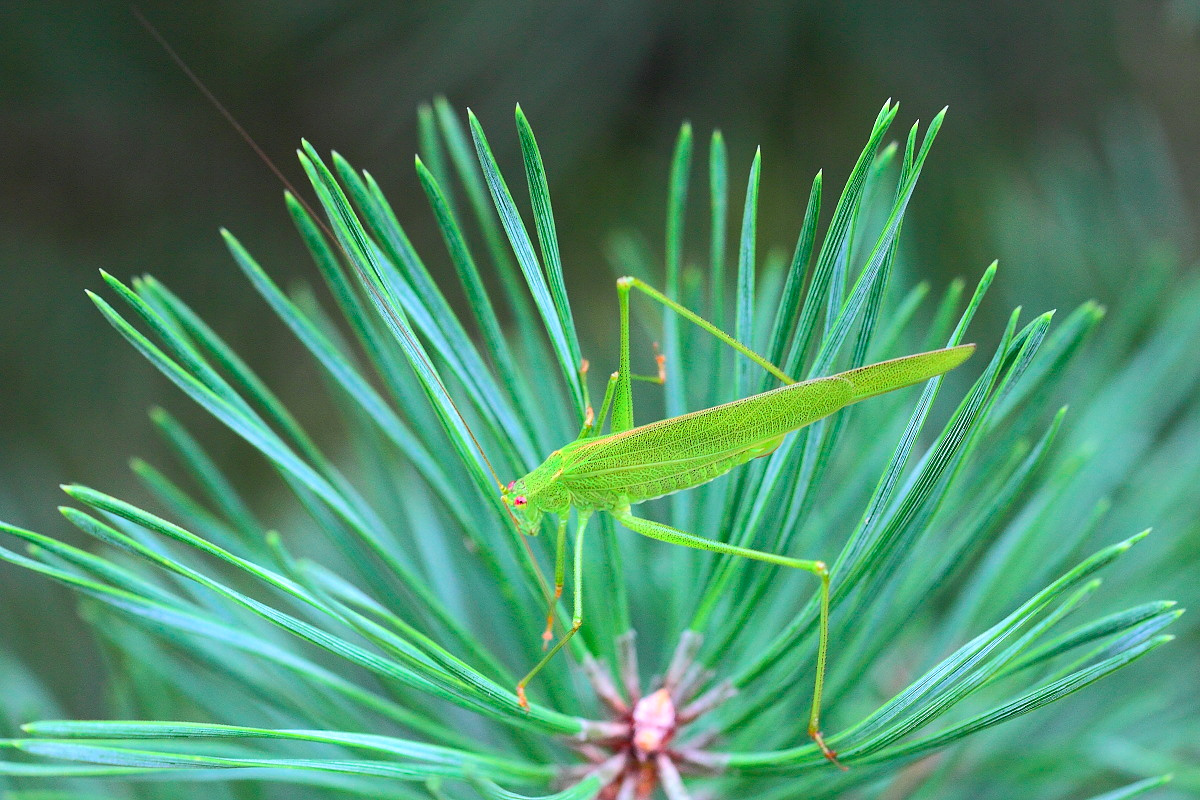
[513,495,528,507]
[505,481,515,492]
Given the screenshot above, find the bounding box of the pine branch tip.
[1122,529,1152,549]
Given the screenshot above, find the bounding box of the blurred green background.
[2,0,1197,721]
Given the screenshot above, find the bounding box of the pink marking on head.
[506,481,515,492]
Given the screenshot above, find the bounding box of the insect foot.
[568,631,733,800]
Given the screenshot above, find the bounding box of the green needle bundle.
[1,100,1192,799]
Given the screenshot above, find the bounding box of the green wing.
[561,344,974,482]
[836,343,975,401]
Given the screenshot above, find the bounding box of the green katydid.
[132,23,972,762]
[501,274,974,762]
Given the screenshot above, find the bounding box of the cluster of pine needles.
[1,100,1196,799]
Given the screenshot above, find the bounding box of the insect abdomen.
[565,442,772,508]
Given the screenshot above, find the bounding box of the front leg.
[577,371,620,440]
[518,510,591,710]
[611,507,843,767]
[540,516,570,648]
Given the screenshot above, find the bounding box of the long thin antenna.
[130,7,511,497]
[131,8,555,612]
